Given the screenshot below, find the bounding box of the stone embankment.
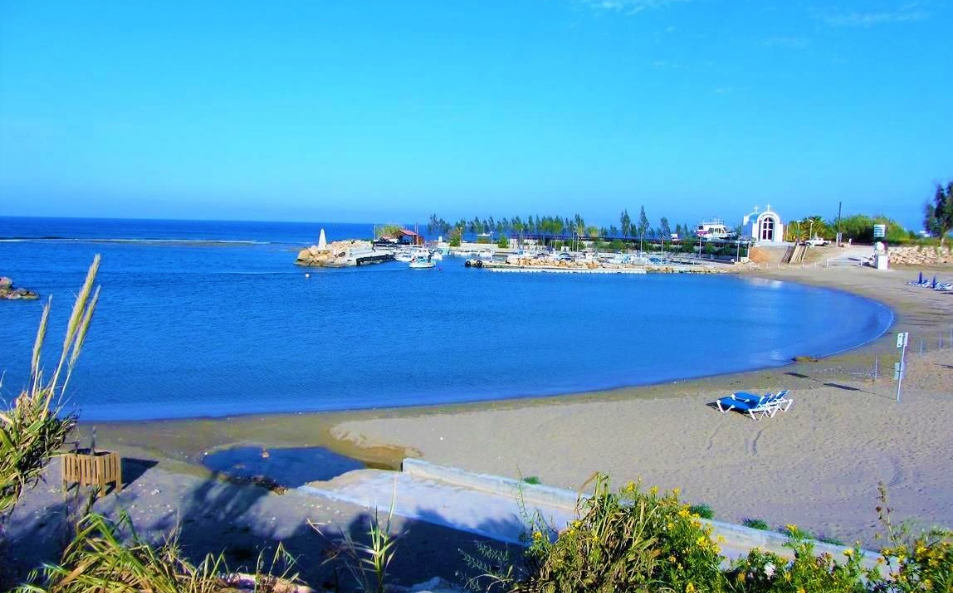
[888,245,952,266]
[295,239,388,268]
[0,277,39,300]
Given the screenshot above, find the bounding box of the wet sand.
[81,260,953,548]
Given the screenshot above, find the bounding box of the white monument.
[873,241,889,270]
[743,205,784,243]
[317,228,327,250]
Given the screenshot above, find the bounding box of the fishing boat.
[409,255,435,269]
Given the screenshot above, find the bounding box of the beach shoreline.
[82,260,953,547]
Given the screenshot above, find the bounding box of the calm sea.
[0,217,893,421]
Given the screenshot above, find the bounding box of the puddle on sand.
[202,446,365,487]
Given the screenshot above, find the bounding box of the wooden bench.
[61,450,122,497]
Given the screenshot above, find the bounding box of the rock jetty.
[295,239,392,268]
[0,277,39,300]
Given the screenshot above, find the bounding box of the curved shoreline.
[86,264,911,440]
[80,262,953,549]
[72,273,894,423]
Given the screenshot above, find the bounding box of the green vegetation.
[786,213,919,244]
[690,503,715,519]
[314,503,400,593]
[512,477,723,593]
[522,476,541,485]
[18,512,301,593]
[466,478,953,593]
[743,518,770,530]
[924,180,953,246]
[497,235,510,248]
[373,223,404,240]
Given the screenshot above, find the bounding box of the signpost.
[895,331,909,402]
[873,224,886,239]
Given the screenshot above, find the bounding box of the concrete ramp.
[299,459,880,566]
[300,461,576,545]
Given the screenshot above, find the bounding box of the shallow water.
[202,446,364,486]
[0,217,893,421]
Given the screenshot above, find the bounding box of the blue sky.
[1,0,950,229]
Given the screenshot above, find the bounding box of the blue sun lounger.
[716,390,791,420]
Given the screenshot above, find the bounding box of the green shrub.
[498,235,510,248]
[513,475,725,593]
[743,518,770,531]
[870,485,953,593]
[726,530,868,593]
[690,504,715,519]
[522,476,541,485]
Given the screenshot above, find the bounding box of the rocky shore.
[0,277,39,300]
[888,245,952,266]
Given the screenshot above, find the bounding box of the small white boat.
[394,250,413,263]
[429,251,443,261]
[409,256,435,269]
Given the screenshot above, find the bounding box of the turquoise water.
[0,217,893,421]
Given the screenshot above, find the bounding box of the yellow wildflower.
[685,583,695,593]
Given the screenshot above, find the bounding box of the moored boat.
[409,255,435,269]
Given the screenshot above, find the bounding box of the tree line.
[422,180,953,249]
[427,208,693,245]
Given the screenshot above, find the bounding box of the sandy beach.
[6,256,952,584]
[322,263,953,546]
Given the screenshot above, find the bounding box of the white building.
[743,206,784,243]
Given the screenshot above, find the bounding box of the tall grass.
[1,256,101,516]
[17,512,304,593]
[312,480,401,593]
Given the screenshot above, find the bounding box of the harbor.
[296,226,737,275]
